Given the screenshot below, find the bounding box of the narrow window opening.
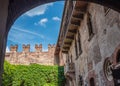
[87,13,94,41]
[104,7,110,16]
[78,30,82,55]
[90,77,95,86]
[75,36,78,59]
[117,51,120,63]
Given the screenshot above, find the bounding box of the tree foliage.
[2,61,65,86]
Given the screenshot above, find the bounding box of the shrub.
[2,61,65,86]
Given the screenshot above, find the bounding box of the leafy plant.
[2,61,65,86]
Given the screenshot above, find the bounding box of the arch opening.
[3,1,66,86]
[103,58,113,81]
[5,0,65,65]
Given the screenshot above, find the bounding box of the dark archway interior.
[90,77,95,86]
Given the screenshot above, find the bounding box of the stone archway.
[6,0,120,32]
[0,0,120,85]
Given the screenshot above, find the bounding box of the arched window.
[116,50,120,63]
[103,58,113,81]
[90,77,95,86]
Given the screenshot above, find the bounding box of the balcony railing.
[64,62,75,74]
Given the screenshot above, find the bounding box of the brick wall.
[5,44,56,65]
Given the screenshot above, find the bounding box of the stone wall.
[5,44,56,65]
[60,3,120,86]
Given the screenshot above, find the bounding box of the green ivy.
[2,61,65,86]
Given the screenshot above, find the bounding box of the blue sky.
[6,1,65,52]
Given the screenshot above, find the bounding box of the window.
[104,7,110,16]
[90,77,95,86]
[87,12,94,41]
[75,36,78,59]
[103,58,113,81]
[77,30,82,55]
[117,51,120,63]
[75,31,82,60]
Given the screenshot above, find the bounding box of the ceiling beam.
[66,36,74,40]
[63,47,70,50]
[68,29,77,34]
[72,16,82,21]
[64,42,72,45]
[74,6,87,14]
[72,14,83,20]
[71,21,80,26]
[62,51,68,54]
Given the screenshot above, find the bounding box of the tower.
[10,44,18,52]
[10,44,18,63]
[48,44,56,53]
[22,44,30,52]
[35,44,42,52]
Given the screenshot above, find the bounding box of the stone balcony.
[64,62,75,79]
[54,1,88,55]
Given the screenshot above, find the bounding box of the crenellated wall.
[5,44,56,65]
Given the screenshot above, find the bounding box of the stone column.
[0,0,9,85]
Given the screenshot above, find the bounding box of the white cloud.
[52,16,61,21]
[39,18,48,25]
[25,3,53,17]
[36,18,48,27]
[6,46,10,52]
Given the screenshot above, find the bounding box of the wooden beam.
[72,19,81,23]
[72,14,83,20]
[72,16,82,21]
[74,6,87,14]
[70,24,79,29]
[68,29,77,34]
[64,42,71,45]
[62,51,68,53]
[71,21,80,26]
[63,46,69,50]
[66,36,74,40]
